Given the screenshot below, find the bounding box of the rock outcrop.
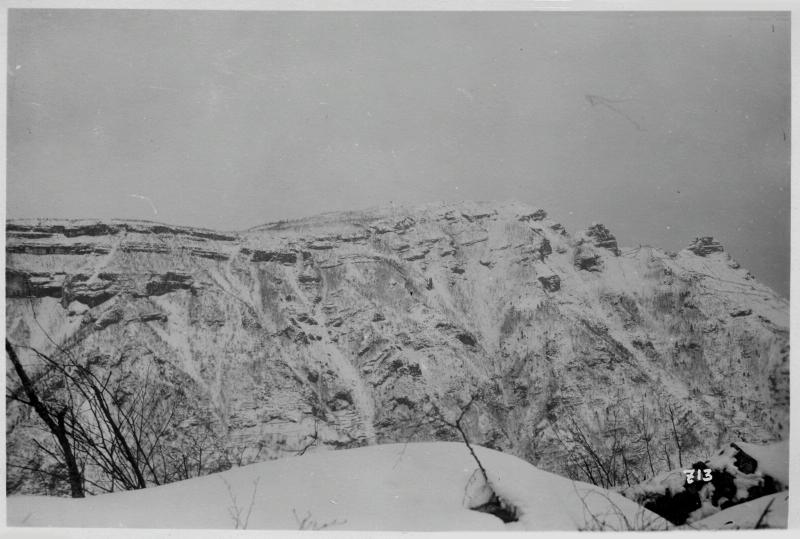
[538,275,561,292]
[578,223,621,255]
[687,236,725,256]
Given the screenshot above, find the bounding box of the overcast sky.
[6,10,790,296]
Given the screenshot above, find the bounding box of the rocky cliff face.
[5,201,789,494]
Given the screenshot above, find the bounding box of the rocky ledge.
[686,236,725,256]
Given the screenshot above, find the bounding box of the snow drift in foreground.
[7,442,670,531]
[684,492,789,530]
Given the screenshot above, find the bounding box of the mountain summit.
[5,201,788,495]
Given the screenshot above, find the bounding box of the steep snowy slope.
[6,442,670,530]
[5,201,789,495]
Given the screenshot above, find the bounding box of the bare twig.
[392,414,437,470]
[221,475,261,529]
[572,481,668,531]
[296,419,320,456]
[430,395,489,483]
[754,498,775,529]
[292,508,346,530]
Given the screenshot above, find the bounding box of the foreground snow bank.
[7,442,668,531]
[687,492,789,530]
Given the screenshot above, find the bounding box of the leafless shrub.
[292,508,347,530]
[573,482,670,531]
[221,476,261,530]
[428,393,489,482]
[6,338,222,496]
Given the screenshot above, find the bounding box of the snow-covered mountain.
[5,201,789,497]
